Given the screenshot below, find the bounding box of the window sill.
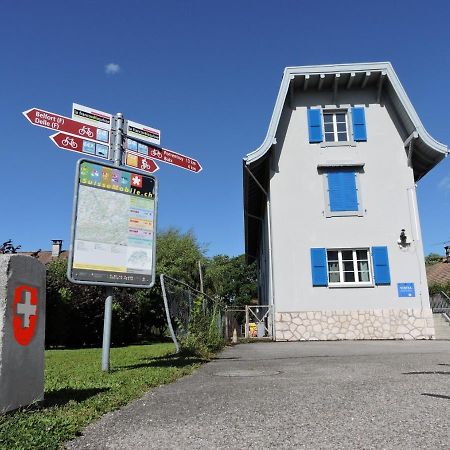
[320,141,356,148]
[328,283,374,288]
[325,211,364,218]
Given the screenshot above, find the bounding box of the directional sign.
[72,103,112,130]
[126,139,202,173]
[125,151,159,173]
[23,108,110,144]
[126,119,160,146]
[50,133,110,159]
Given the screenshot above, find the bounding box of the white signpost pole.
[101,113,124,372]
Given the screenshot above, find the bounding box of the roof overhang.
[244,62,447,179]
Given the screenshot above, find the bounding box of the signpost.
[23,102,203,372]
[126,139,202,173]
[72,103,113,131]
[23,108,110,144]
[124,151,159,173]
[50,132,110,159]
[125,119,160,146]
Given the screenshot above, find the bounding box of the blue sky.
[1,0,450,257]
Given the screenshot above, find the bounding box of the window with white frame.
[323,111,348,142]
[327,249,371,285]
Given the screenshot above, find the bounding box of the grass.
[0,343,205,450]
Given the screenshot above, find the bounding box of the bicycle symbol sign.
[62,136,78,149]
[79,126,94,138]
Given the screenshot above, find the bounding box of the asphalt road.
[67,341,450,449]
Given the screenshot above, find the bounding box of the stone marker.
[0,254,46,413]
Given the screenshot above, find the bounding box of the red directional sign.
[50,133,110,159]
[125,151,159,173]
[159,147,202,173]
[126,139,202,173]
[23,108,110,144]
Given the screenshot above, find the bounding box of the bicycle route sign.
[124,151,159,173]
[126,139,202,173]
[50,132,109,159]
[23,108,110,144]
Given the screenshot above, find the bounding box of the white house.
[243,62,447,341]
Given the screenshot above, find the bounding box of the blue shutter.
[311,248,328,286]
[372,246,391,285]
[327,171,358,212]
[307,109,323,143]
[352,107,367,141]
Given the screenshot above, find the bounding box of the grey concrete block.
[0,255,46,413]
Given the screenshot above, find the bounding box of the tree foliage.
[45,228,257,348]
[204,254,257,305]
[425,253,443,266]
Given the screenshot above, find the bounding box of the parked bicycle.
[0,240,21,254]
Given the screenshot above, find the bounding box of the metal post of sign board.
[102,286,114,371]
[101,113,124,372]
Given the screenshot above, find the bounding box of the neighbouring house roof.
[243,62,448,259]
[426,262,450,286]
[20,251,68,265]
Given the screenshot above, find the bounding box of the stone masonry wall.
[275,309,435,341]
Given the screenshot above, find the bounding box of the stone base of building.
[275,309,435,341]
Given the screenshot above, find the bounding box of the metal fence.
[224,305,274,341]
[160,274,225,352]
[430,291,450,314]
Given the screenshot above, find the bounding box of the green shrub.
[179,296,225,358]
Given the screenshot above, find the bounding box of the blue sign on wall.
[397,283,415,297]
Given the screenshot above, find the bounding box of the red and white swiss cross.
[131,174,142,188]
[12,285,38,346]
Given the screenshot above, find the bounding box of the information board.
[68,159,157,288]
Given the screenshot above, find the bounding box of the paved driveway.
[67,341,450,449]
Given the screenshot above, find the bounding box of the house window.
[322,168,363,217]
[323,111,348,142]
[307,107,367,144]
[327,249,371,285]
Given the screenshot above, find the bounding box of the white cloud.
[105,63,121,75]
[438,176,450,191]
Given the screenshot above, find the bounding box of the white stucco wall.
[269,88,430,314]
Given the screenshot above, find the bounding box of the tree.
[204,254,257,306]
[425,253,443,266]
[155,228,206,288]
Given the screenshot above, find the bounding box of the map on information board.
[68,160,157,287]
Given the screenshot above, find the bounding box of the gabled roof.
[243,62,448,260]
[244,62,447,180]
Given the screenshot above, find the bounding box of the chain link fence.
[160,274,225,353]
